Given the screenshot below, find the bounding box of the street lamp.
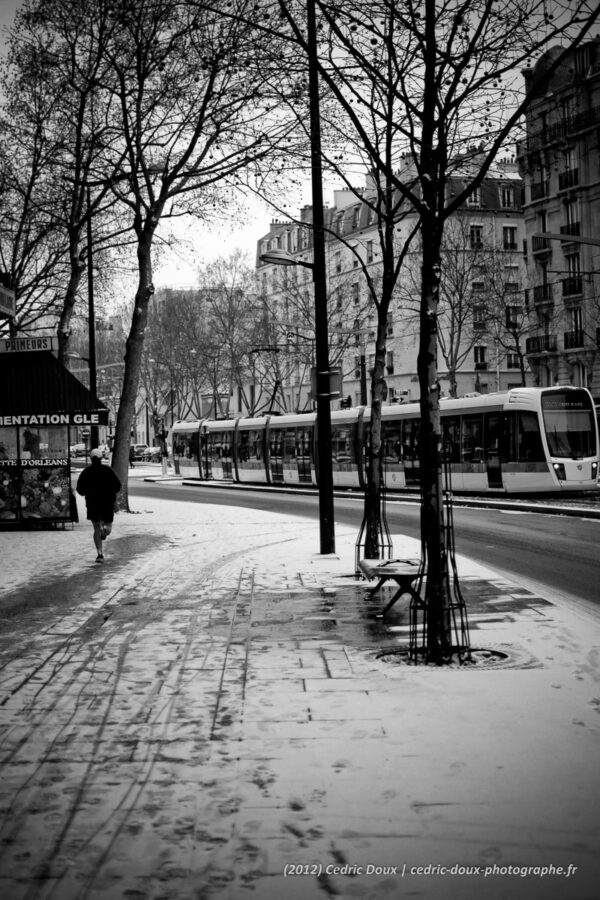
[261,245,336,554]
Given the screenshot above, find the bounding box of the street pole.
[307,0,335,554]
[86,185,98,450]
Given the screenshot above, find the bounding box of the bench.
[358,558,424,616]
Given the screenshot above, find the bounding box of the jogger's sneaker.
[96,553,104,562]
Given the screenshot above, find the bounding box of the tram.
[170,386,599,494]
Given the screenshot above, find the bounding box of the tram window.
[484,414,502,461]
[542,401,595,458]
[331,425,351,461]
[442,416,460,463]
[516,412,545,462]
[175,431,198,459]
[382,420,402,462]
[238,431,250,462]
[461,415,483,463]
[283,429,296,460]
[403,419,420,461]
[296,428,312,460]
[253,432,263,460]
[269,431,283,458]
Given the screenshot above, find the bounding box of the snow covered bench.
[358,557,424,616]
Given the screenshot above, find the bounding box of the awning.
[0,351,109,418]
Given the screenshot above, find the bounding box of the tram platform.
[0,490,598,900]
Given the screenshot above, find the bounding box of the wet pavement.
[0,495,599,900]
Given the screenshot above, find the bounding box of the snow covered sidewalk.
[0,493,599,899]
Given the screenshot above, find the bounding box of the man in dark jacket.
[76,448,122,562]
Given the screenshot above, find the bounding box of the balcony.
[532,283,553,304]
[526,334,557,354]
[558,169,579,191]
[474,361,488,370]
[562,276,583,297]
[564,330,585,349]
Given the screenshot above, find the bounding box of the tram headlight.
[552,462,566,481]
[592,461,598,480]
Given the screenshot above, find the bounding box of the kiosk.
[0,351,108,526]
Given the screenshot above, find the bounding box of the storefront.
[0,351,108,525]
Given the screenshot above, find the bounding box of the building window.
[506,306,521,329]
[351,282,359,303]
[351,206,360,229]
[470,225,483,249]
[366,240,374,263]
[473,306,486,331]
[507,353,520,369]
[335,251,342,274]
[499,186,515,208]
[386,351,394,375]
[474,345,487,367]
[467,187,481,206]
[503,225,517,251]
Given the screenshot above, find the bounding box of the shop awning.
[0,351,109,417]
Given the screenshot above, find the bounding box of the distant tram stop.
[0,344,108,527]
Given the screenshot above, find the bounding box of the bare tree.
[249,0,600,661]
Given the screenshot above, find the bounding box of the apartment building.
[253,159,530,414]
[517,40,600,400]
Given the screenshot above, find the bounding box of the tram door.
[484,413,503,488]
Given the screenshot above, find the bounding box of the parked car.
[142,446,162,462]
[131,443,149,460]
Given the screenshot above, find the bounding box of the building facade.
[251,159,531,416]
[517,40,600,402]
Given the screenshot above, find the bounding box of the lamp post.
[86,185,98,450]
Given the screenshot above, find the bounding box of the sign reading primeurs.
[0,336,58,353]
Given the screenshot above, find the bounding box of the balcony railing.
[532,235,551,253]
[558,168,579,190]
[564,330,585,349]
[526,334,557,354]
[474,361,488,370]
[562,276,583,297]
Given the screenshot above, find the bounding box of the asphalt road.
[130,480,600,615]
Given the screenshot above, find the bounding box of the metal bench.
[358,557,424,616]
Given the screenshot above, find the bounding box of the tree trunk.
[363,315,388,558]
[57,235,85,362]
[418,226,451,664]
[113,226,156,511]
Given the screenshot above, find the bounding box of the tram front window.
[542,390,596,459]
